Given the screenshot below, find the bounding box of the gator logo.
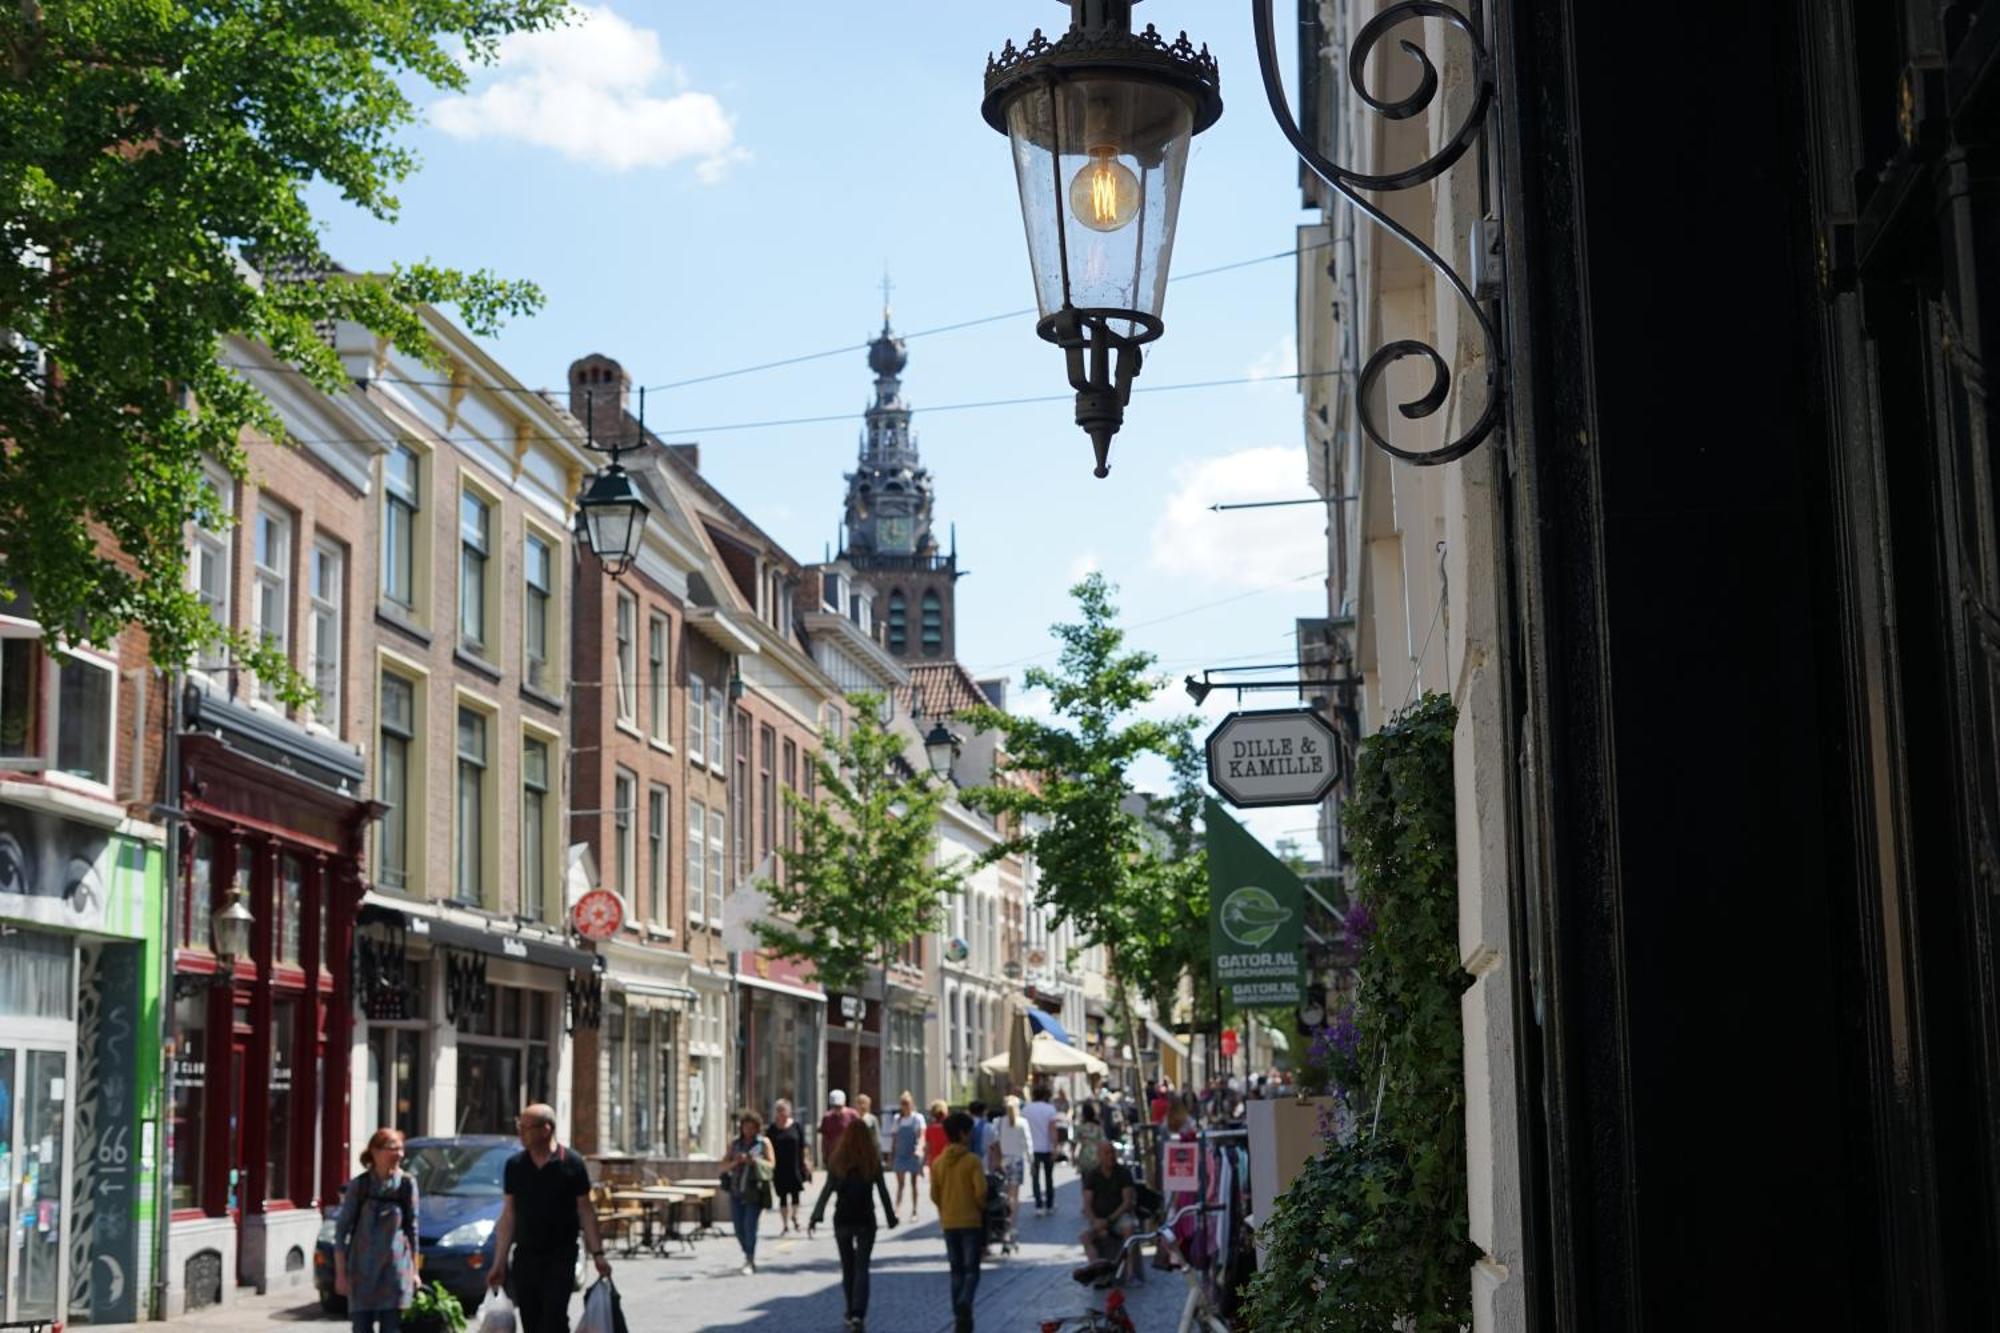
[1219,885,1291,948]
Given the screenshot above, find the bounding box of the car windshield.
[407,1145,512,1197]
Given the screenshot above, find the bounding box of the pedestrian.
[768,1099,809,1235]
[995,1095,1032,1242]
[931,1110,988,1333]
[923,1099,951,1170]
[966,1100,991,1166]
[1148,1080,1170,1126]
[1078,1139,1139,1286]
[808,1118,899,1333]
[888,1091,927,1219]
[334,1128,418,1333]
[723,1111,776,1275]
[487,1105,613,1333]
[819,1090,857,1168]
[1021,1085,1059,1215]
[854,1093,880,1146]
[1071,1101,1104,1174]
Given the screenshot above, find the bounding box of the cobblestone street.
[118,1168,1203,1333]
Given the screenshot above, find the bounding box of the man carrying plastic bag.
[576,1279,627,1333]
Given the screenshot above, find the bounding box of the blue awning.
[1027,1008,1074,1045]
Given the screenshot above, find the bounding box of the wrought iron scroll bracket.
[1252,0,1502,466]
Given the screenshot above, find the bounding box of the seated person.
[1077,1140,1139,1280]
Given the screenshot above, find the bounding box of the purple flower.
[1343,899,1375,952]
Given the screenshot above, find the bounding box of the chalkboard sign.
[90,942,141,1323]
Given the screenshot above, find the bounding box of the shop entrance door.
[0,1044,73,1326]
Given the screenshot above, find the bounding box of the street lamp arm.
[1249,0,1504,467]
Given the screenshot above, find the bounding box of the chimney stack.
[567,354,631,443]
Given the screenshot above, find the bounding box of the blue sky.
[314,2,1328,851]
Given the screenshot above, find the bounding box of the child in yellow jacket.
[930,1111,987,1333]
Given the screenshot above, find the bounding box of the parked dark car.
[317,1135,548,1317]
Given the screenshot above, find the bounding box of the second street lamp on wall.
[925,719,963,779]
[983,0,1221,478]
[211,891,254,966]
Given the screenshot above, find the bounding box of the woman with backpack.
[723,1111,776,1275]
[334,1128,419,1333]
[808,1118,900,1333]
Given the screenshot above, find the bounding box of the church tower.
[841,294,961,660]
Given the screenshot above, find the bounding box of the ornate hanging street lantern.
[982,0,1222,477]
[574,387,651,578]
[211,891,254,965]
[924,717,963,778]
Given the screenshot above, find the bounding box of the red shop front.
[164,684,377,1311]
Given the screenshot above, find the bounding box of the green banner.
[1206,798,1305,1008]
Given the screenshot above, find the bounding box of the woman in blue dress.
[335,1128,420,1333]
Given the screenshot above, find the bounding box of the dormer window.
[823,573,842,613]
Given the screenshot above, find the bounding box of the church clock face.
[880,515,915,553]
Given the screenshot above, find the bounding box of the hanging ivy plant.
[1244,692,1476,1331]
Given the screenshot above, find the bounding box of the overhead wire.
[215,237,1330,402]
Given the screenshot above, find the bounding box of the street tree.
[752,691,965,1085]
[960,573,1201,1074]
[1,0,566,696]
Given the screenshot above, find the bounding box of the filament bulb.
[1069,150,1141,233]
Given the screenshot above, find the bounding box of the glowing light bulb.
[1069,150,1141,233]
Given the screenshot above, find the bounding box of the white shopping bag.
[576,1279,616,1333]
[478,1292,517,1333]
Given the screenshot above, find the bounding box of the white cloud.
[431,5,746,178]
[1148,446,1324,588]
[1247,335,1298,386]
[1066,549,1101,582]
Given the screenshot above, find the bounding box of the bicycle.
[1038,1204,1230,1333]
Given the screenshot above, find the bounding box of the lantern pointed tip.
[1088,428,1114,478]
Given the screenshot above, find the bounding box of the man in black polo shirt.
[488,1104,611,1333]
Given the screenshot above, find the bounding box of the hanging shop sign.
[1207,798,1305,1008]
[1204,707,1341,809]
[572,888,625,942]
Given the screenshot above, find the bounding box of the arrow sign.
[1204,707,1342,808]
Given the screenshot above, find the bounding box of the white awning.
[615,978,698,1003]
[1145,1015,1190,1061]
[735,973,825,1005]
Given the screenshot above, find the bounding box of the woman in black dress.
[768,1097,810,1234]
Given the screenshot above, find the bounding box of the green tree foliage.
[1119,734,1211,1024]
[752,692,964,1000]
[1243,692,1474,1331]
[0,0,565,693]
[960,572,1202,1023]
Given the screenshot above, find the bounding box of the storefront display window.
[170,992,206,1211]
[632,1008,654,1152]
[278,856,303,966]
[187,831,215,951]
[0,930,70,1019]
[456,983,551,1134]
[605,997,625,1151]
[367,1027,426,1139]
[268,999,295,1200]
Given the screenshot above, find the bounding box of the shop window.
[524,532,552,692]
[687,797,706,926]
[647,613,669,743]
[170,991,207,1211]
[459,490,491,653]
[378,673,416,891]
[278,856,303,966]
[614,592,637,726]
[367,1027,426,1139]
[309,540,344,730]
[605,996,626,1151]
[381,443,421,612]
[253,503,292,702]
[632,1006,655,1153]
[268,998,295,1200]
[186,831,215,950]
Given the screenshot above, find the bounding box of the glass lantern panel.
[1006,75,1194,336]
[587,506,642,567]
